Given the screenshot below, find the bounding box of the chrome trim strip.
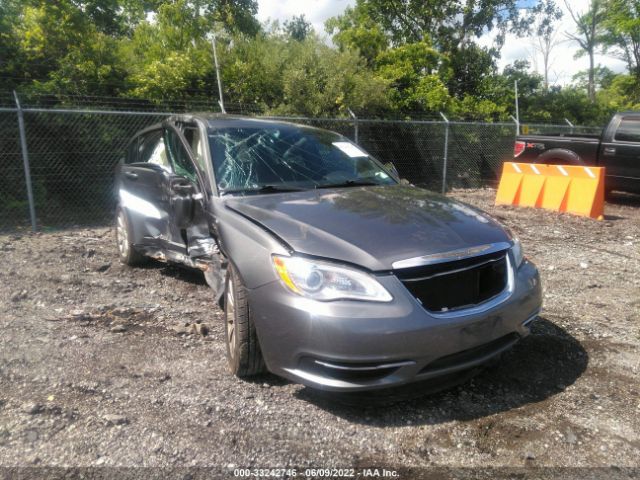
[522,310,541,327]
[313,360,416,371]
[401,254,506,283]
[391,241,512,269]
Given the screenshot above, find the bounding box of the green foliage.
[327,0,560,49]
[272,36,391,116]
[325,5,388,65]
[283,15,312,42]
[376,41,452,111]
[1,0,639,122]
[121,1,216,100]
[572,66,618,91]
[597,74,640,110]
[601,0,640,77]
[222,33,287,108]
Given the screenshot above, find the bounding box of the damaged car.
[115,115,542,392]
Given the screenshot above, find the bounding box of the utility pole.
[211,33,226,114]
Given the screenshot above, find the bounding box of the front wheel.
[115,207,146,266]
[223,265,266,377]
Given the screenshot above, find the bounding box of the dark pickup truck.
[513,112,640,194]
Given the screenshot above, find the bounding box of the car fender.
[211,200,289,290]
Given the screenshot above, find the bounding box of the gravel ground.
[0,189,639,476]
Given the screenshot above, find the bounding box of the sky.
[256,0,355,37]
[256,0,628,86]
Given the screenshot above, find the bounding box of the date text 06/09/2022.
[232,467,400,478]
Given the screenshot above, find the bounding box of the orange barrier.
[495,162,604,220]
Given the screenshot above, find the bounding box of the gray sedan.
[115,114,542,392]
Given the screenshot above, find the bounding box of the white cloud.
[257,0,355,37]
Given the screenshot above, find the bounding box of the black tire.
[537,149,584,166]
[223,265,266,377]
[115,207,147,266]
[604,188,615,201]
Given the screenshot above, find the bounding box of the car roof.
[132,113,334,139]
[129,114,343,146]
[170,113,323,132]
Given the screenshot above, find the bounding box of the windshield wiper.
[315,180,382,189]
[220,185,307,196]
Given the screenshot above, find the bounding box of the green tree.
[376,41,452,112]
[597,73,640,111]
[220,32,391,115]
[325,6,388,65]
[326,0,561,116]
[274,36,391,116]
[328,0,559,49]
[564,0,606,102]
[0,0,26,90]
[121,0,259,101]
[284,15,312,42]
[601,0,640,79]
[8,1,131,96]
[222,32,288,108]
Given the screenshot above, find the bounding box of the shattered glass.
[208,127,395,194]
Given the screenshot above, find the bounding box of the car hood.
[225,185,511,271]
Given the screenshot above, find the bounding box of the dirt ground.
[0,188,639,477]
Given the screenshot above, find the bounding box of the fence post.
[13,91,37,232]
[439,112,449,195]
[510,115,520,136]
[564,118,575,134]
[348,108,358,144]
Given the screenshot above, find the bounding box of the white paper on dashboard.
[332,142,368,158]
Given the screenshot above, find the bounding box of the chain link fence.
[0,100,603,231]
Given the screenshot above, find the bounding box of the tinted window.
[615,118,640,143]
[165,129,197,182]
[208,126,395,192]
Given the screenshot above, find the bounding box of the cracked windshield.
[209,127,396,194]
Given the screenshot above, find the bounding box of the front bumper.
[248,260,542,392]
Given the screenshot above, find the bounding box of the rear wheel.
[115,208,146,266]
[604,188,615,201]
[537,149,584,166]
[224,266,266,377]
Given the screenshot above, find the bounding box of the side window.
[183,126,207,172]
[147,137,171,171]
[614,118,640,143]
[165,128,197,182]
[135,130,172,172]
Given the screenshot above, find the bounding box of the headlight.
[511,238,524,268]
[272,255,393,302]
